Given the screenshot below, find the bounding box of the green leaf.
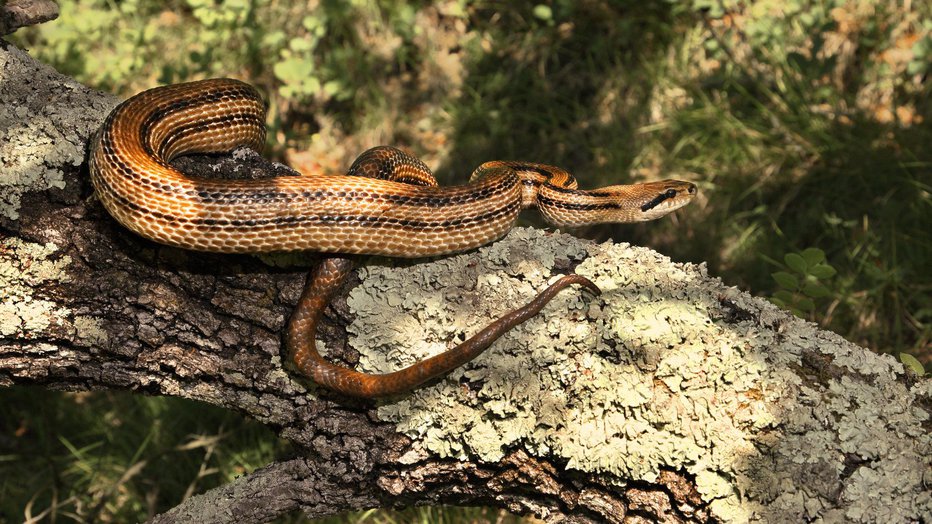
[302,15,320,31]
[289,36,313,52]
[323,80,343,96]
[785,253,808,274]
[899,353,925,375]
[770,297,786,307]
[532,5,552,21]
[303,14,327,37]
[802,281,830,298]
[774,290,795,303]
[261,30,286,49]
[797,298,815,311]
[801,248,825,267]
[772,271,798,290]
[274,55,316,84]
[907,59,927,75]
[809,264,837,279]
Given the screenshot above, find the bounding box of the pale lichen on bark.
[0,238,68,336]
[0,237,107,347]
[346,227,932,522]
[0,41,116,220]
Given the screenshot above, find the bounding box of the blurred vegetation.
[4,0,930,521]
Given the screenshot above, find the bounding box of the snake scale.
[89,78,697,398]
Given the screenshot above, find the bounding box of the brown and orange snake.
[89,78,697,398]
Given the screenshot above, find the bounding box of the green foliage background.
[3,0,930,521]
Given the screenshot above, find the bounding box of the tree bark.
[0,0,59,36]
[1,39,930,523]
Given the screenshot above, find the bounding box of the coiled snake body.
[89,78,696,398]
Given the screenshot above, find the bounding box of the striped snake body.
[90,78,697,398]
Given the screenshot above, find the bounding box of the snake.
[89,78,697,398]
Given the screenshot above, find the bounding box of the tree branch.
[1,39,929,523]
[0,0,58,36]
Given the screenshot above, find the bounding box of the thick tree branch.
[1,40,930,523]
[0,0,58,35]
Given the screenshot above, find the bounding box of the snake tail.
[287,257,599,398]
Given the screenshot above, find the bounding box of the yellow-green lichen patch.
[72,315,110,346]
[346,227,930,522]
[0,237,106,346]
[0,44,116,220]
[1,239,71,337]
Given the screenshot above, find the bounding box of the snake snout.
[666,181,698,204]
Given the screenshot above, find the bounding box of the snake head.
[632,180,698,221]
[537,178,698,226]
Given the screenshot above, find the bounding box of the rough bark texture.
[1,39,930,523]
[0,0,58,36]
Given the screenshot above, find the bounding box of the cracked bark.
[1,36,930,524]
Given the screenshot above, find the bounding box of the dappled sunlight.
[6,1,929,520]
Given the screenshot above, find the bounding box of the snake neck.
[473,162,697,226]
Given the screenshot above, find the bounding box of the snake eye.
[664,189,678,198]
